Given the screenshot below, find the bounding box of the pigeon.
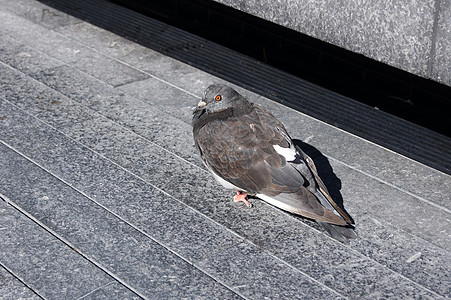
[192,84,356,242]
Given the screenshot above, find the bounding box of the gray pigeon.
[192,84,356,242]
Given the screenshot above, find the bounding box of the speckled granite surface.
[433,0,451,85]
[0,0,450,299]
[214,0,451,86]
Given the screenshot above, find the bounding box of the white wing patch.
[273,144,297,162]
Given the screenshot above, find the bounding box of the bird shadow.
[292,139,355,224]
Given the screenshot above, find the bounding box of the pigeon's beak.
[193,100,207,119]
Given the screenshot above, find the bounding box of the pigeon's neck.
[193,107,234,133]
[193,103,253,133]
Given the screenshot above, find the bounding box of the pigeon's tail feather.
[317,221,357,243]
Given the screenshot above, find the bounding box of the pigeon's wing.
[194,106,347,224]
[257,106,352,224]
[298,148,354,224]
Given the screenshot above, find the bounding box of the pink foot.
[233,191,252,207]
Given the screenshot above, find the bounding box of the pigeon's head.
[195,84,251,115]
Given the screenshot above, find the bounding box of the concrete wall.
[213,0,451,87]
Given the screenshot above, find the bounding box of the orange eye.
[215,95,222,101]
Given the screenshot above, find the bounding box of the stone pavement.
[0,0,450,299]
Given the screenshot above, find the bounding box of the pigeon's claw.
[233,191,252,207]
